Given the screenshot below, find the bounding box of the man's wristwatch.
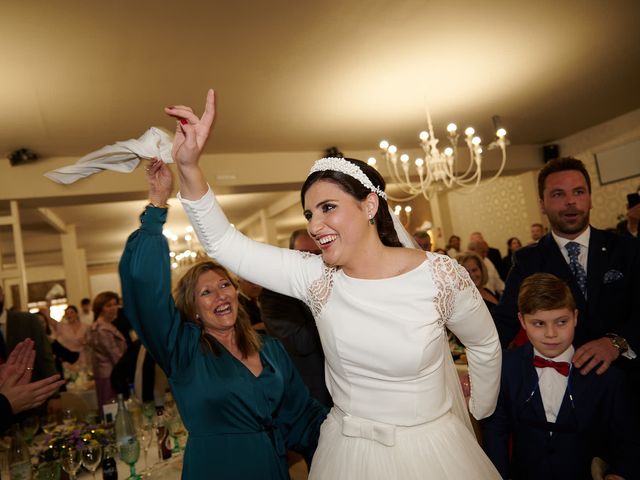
[604,333,629,355]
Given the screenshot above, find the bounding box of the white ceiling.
[1,0,640,267]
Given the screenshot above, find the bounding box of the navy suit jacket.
[493,228,640,364]
[481,344,640,479]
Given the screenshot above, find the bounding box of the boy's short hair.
[518,273,576,315]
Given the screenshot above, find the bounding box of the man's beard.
[550,209,590,236]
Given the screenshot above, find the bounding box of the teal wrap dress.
[119,206,328,480]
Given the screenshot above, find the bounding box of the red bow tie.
[533,355,570,376]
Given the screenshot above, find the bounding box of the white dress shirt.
[534,345,574,424]
[551,227,590,273]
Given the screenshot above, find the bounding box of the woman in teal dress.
[119,166,327,480]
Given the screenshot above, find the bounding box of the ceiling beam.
[36,208,68,233]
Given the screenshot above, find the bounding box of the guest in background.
[79,297,93,326]
[529,222,544,244]
[468,240,505,295]
[36,309,79,392]
[413,230,432,251]
[113,296,134,346]
[86,291,127,408]
[615,188,640,240]
[446,235,461,257]
[470,232,503,276]
[457,252,499,312]
[49,305,89,371]
[501,237,522,279]
[260,229,332,408]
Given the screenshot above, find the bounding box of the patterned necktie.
[565,241,587,298]
[533,355,570,376]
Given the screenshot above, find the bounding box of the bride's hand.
[164,89,216,169]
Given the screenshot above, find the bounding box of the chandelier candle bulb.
[375,110,508,200]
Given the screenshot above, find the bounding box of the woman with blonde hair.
[457,251,500,311]
[118,166,327,479]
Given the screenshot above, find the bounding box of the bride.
[164,89,502,479]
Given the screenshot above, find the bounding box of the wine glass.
[61,446,82,480]
[20,416,40,445]
[81,443,103,480]
[119,436,141,479]
[41,413,58,435]
[62,409,76,426]
[137,423,155,472]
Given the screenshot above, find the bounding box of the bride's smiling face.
[303,180,371,267]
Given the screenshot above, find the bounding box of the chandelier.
[163,226,207,269]
[368,111,508,201]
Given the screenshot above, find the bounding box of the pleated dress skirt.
[309,407,501,480]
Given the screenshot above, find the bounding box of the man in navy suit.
[492,157,640,398]
[482,273,639,479]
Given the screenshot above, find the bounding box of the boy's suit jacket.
[481,344,639,479]
[492,228,640,390]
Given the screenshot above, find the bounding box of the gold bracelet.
[147,201,169,209]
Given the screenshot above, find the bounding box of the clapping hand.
[0,339,64,414]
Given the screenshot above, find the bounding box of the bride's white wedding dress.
[180,187,502,479]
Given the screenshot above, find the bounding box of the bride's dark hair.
[301,158,402,248]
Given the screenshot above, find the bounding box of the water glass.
[119,436,141,479]
[61,447,81,480]
[138,424,154,470]
[81,444,103,480]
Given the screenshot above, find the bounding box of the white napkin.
[44,127,173,184]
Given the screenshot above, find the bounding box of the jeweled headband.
[309,157,388,200]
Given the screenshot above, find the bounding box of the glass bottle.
[115,394,141,479]
[8,426,31,480]
[125,384,143,432]
[101,444,118,480]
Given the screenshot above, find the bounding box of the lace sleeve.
[428,253,501,420]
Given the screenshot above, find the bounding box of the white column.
[60,225,90,306]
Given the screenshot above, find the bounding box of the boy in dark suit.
[482,273,639,479]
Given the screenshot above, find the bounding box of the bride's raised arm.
[164,89,216,200]
[165,90,322,302]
